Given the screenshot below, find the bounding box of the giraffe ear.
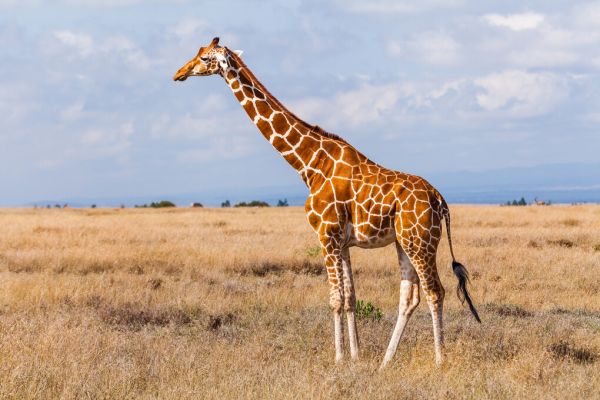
[233,50,244,57]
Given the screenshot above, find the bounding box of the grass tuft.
[549,341,597,364]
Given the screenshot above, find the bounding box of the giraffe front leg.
[322,239,345,363]
[341,248,359,360]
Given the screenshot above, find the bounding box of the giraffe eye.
[200,56,209,62]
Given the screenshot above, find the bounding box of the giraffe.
[173,37,481,367]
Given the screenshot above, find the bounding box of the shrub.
[306,246,321,257]
[234,200,269,207]
[151,200,176,208]
[135,201,176,208]
[549,341,597,364]
[277,198,289,207]
[355,300,383,321]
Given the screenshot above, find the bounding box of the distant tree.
[150,200,176,208]
[277,198,289,207]
[234,200,269,207]
[54,204,61,208]
[512,200,518,206]
[91,204,97,209]
[191,202,203,208]
[518,197,527,206]
[46,205,51,209]
[221,200,231,208]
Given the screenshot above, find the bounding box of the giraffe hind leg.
[380,242,420,368]
[404,248,445,366]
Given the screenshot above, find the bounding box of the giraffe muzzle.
[173,70,189,81]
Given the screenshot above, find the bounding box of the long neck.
[221,51,326,186]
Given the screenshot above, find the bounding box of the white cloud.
[59,100,85,122]
[53,30,94,56]
[80,122,134,158]
[52,30,152,70]
[389,31,461,65]
[483,12,545,31]
[1,0,189,6]
[171,18,207,39]
[293,69,574,130]
[176,135,254,164]
[341,0,464,14]
[293,83,408,128]
[474,70,569,117]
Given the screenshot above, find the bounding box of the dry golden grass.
[0,205,599,399]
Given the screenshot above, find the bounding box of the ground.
[0,205,599,399]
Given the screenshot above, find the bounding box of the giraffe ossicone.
[174,37,481,367]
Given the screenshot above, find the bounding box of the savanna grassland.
[0,205,599,399]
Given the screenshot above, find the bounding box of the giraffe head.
[173,37,240,81]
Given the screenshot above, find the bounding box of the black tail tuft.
[452,261,481,323]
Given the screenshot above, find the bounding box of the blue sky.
[1,1,599,205]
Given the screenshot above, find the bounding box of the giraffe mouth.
[173,72,188,81]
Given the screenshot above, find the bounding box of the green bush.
[234,200,269,207]
[355,300,383,321]
[134,200,176,208]
[306,246,321,257]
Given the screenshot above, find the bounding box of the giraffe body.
[174,38,480,367]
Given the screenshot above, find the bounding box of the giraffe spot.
[253,88,265,100]
[286,128,302,144]
[272,135,292,152]
[256,119,272,135]
[243,102,257,119]
[271,112,288,134]
[255,100,271,117]
[242,85,254,98]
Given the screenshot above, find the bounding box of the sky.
[1,0,599,205]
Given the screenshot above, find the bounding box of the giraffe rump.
[451,261,481,323]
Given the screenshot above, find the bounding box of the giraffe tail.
[440,197,481,323]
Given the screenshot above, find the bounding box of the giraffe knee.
[425,284,444,305]
[329,290,344,313]
[344,292,356,312]
[399,281,420,315]
[408,284,420,312]
[330,298,343,313]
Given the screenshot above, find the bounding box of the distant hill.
[26,162,600,207]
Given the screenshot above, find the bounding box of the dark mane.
[309,125,348,144]
[227,48,349,146]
